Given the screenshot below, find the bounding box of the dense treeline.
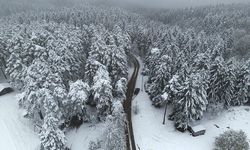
[0,4,133,149]
[137,3,250,58]
[1,1,250,149]
[142,5,250,131]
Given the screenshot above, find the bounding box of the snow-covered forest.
[1,0,250,150]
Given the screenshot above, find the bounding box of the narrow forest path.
[124,54,140,150]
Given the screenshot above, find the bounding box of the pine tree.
[5,36,27,89]
[207,56,235,109]
[169,65,208,131]
[88,33,111,67]
[173,69,208,130]
[232,63,249,106]
[114,77,127,102]
[109,45,128,86]
[40,89,67,150]
[0,36,8,70]
[192,53,210,71]
[92,65,113,120]
[147,55,172,106]
[112,25,131,53]
[18,60,50,122]
[67,80,90,122]
[84,59,103,86]
[104,32,127,86]
[145,48,161,77]
[103,101,126,150]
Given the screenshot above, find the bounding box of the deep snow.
[66,123,104,150]
[0,92,40,150]
[132,57,250,150]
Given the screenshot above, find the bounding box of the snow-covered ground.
[0,92,40,150]
[132,58,250,150]
[66,123,104,150]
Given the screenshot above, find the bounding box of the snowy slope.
[0,92,40,150]
[132,58,250,150]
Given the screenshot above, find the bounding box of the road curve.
[124,54,140,150]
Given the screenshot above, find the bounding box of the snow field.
[0,93,39,150]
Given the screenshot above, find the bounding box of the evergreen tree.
[40,89,67,150]
[6,36,27,89]
[147,55,172,106]
[109,45,128,86]
[171,65,208,130]
[84,59,102,86]
[114,77,127,102]
[88,33,111,67]
[104,101,126,150]
[67,80,90,122]
[207,56,235,109]
[92,65,113,120]
[112,25,131,53]
[19,60,50,122]
[232,63,249,106]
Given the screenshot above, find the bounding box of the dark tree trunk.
[163,103,167,125]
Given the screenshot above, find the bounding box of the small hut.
[188,124,206,137]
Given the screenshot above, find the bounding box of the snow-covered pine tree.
[171,65,208,130]
[42,70,69,124]
[207,56,235,110]
[84,59,103,87]
[88,32,111,67]
[40,89,67,150]
[114,77,127,102]
[0,36,8,69]
[104,32,128,86]
[19,57,68,125]
[112,25,131,53]
[5,36,27,89]
[18,60,50,122]
[67,80,90,123]
[192,53,210,71]
[103,101,126,150]
[6,25,50,90]
[84,31,112,87]
[92,65,113,121]
[144,48,161,78]
[232,62,249,106]
[109,44,128,86]
[147,55,172,106]
[47,31,81,85]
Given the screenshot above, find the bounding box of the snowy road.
[0,92,39,150]
[124,54,140,150]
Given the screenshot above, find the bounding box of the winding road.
[124,54,140,150]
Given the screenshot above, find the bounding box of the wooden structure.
[188,124,206,137]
